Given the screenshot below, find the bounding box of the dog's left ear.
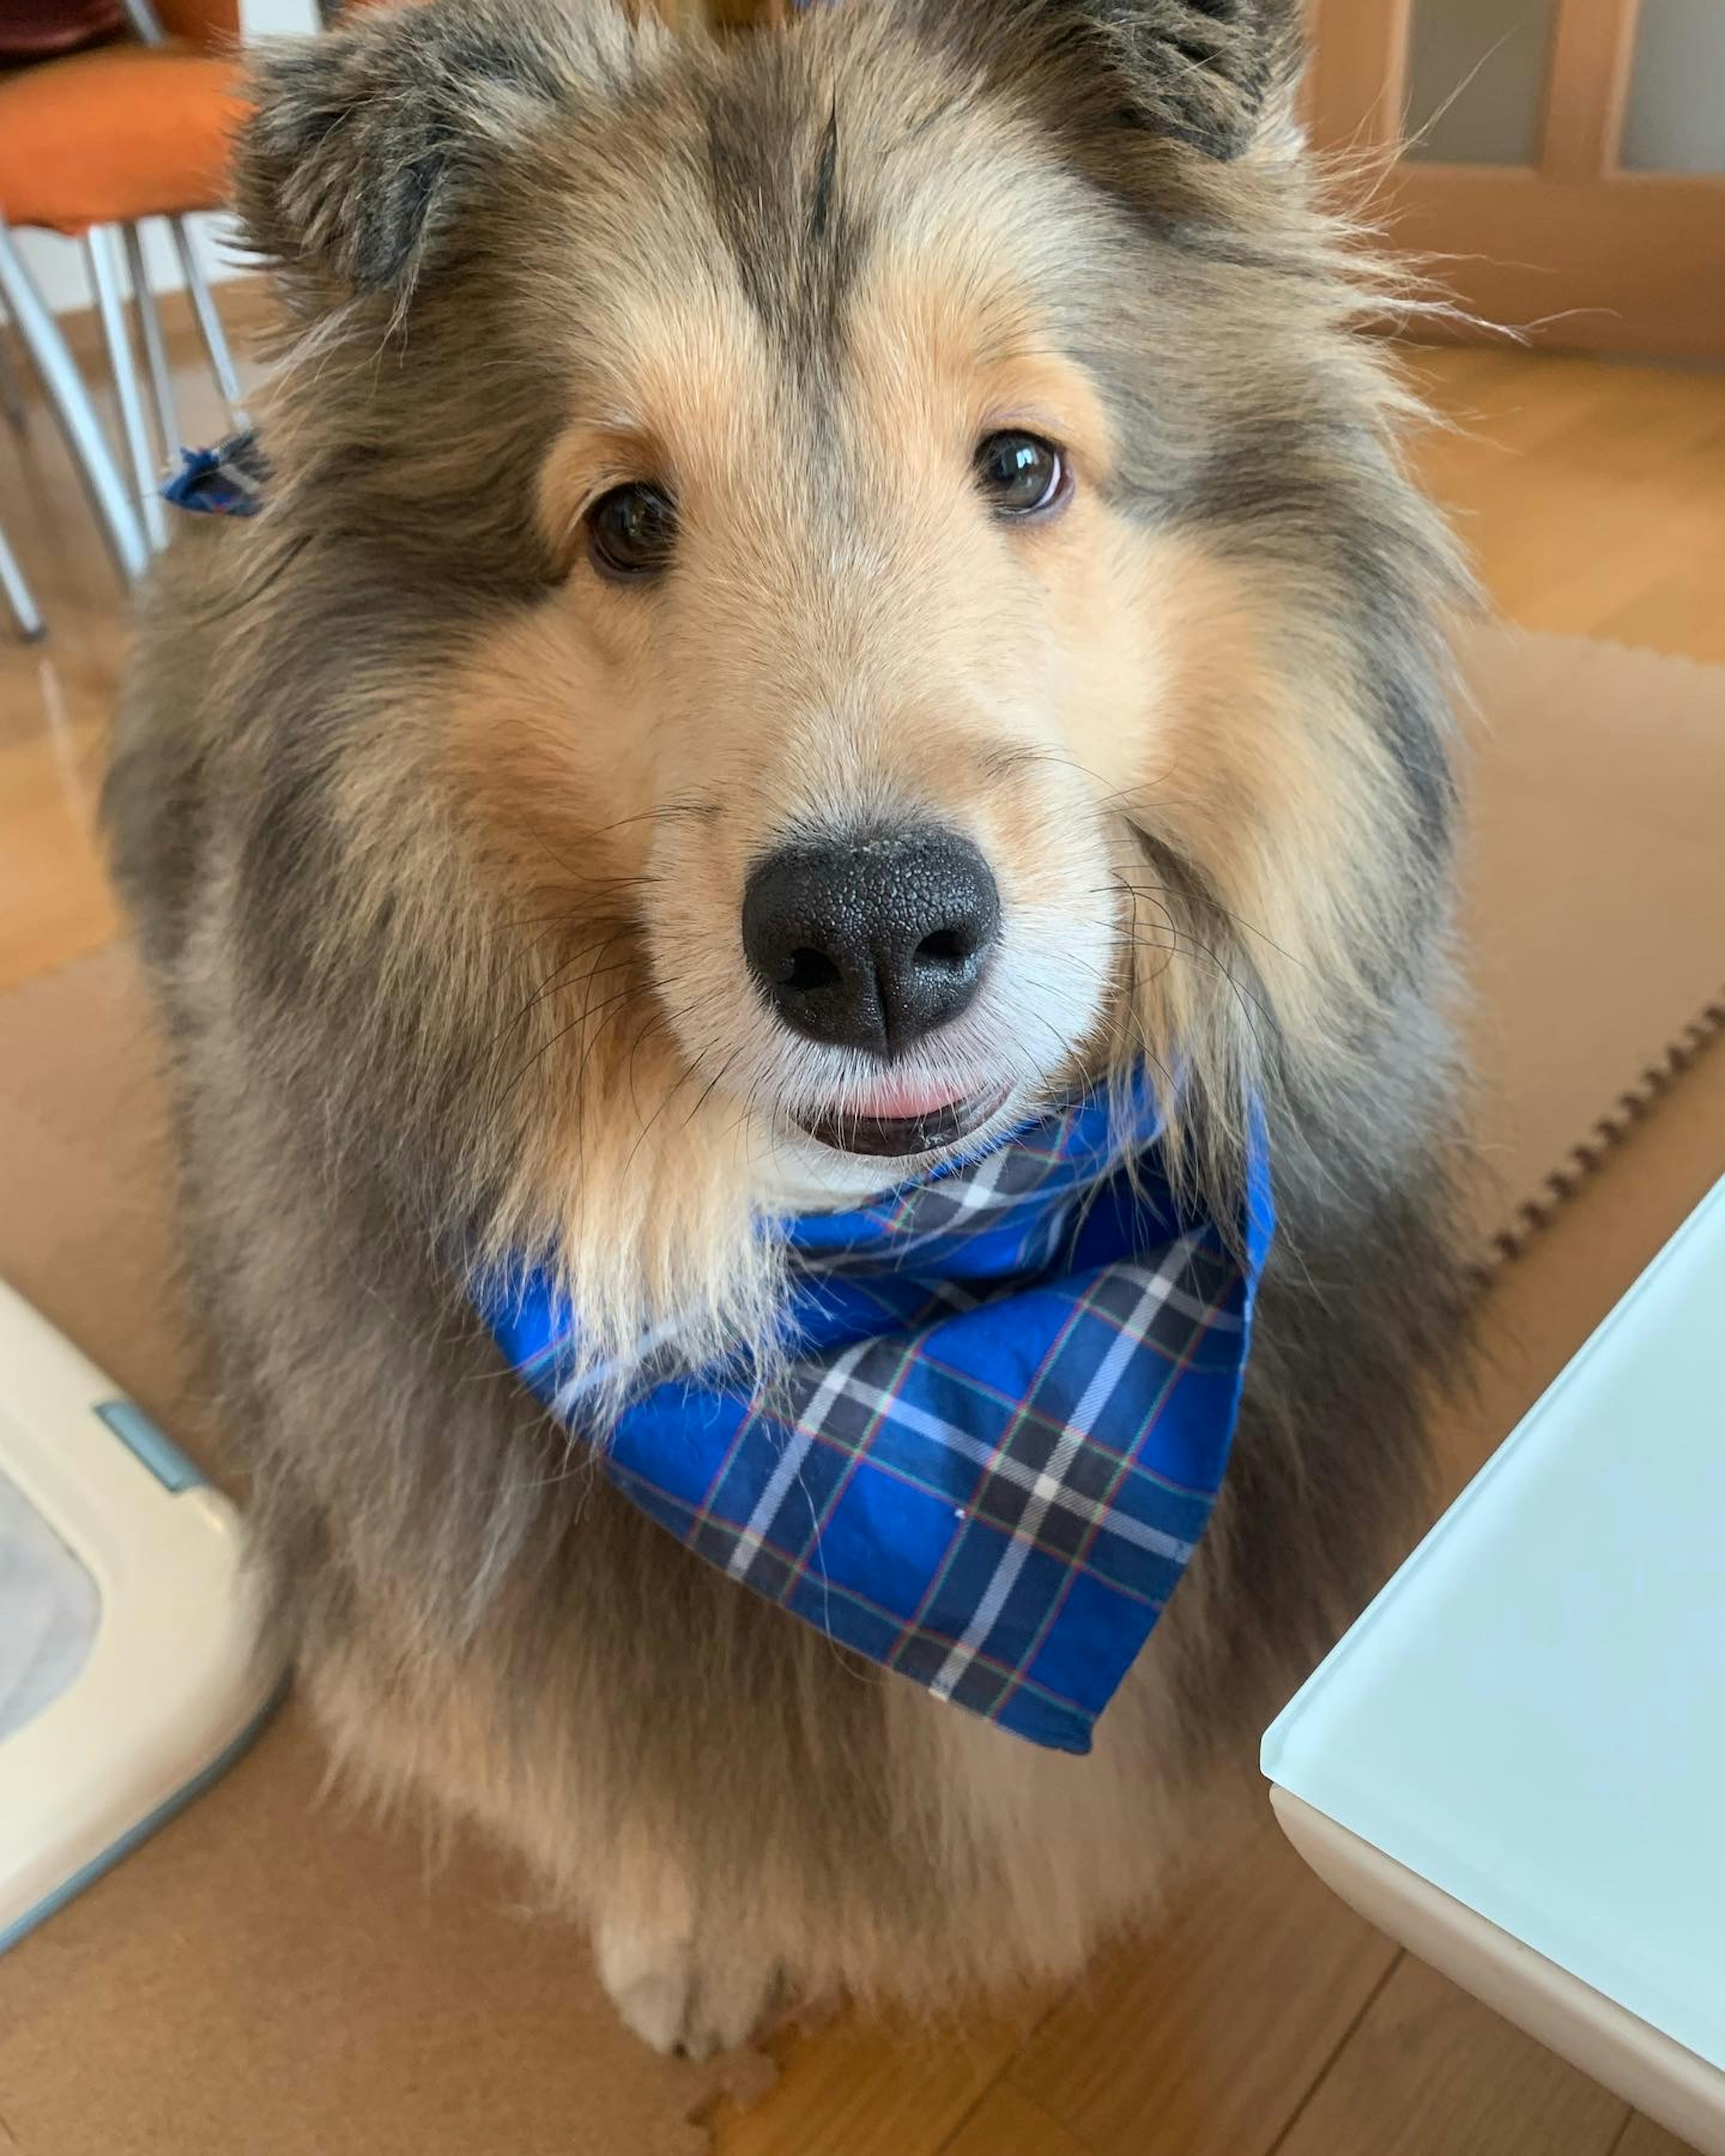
[926,0,1302,163]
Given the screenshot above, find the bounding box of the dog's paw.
[594,1914,779,2060]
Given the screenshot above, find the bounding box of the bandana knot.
[487,1079,1272,1753]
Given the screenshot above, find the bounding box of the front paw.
[594,1913,780,2059]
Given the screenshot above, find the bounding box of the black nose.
[741,829,1000,1055]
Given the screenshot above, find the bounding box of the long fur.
[106,0,1473,2053]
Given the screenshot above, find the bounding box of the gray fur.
[106,0,1473,2035]
[925,0,1303,165]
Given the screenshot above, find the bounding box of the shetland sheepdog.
[106,0,1470,2055]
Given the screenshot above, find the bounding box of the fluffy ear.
[929,0,1302,163]
[235,0,632,297]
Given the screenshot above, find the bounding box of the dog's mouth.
[792,1079,1014,1159]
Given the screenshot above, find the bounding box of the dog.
[105,0,1472,2057]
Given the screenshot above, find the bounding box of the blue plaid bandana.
[487,1081,1273,1754]
[161,433,268,519]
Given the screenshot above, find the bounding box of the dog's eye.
[587,483,678,581]
[974,432,1067,517]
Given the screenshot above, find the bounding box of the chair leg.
[0,218,149,586]
[0,315,26,432]
[169,217,247,427]
[85,224,167,553]
[123,222,179,464]
[0,517,44,640]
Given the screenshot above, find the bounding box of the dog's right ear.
[235,0,629,299]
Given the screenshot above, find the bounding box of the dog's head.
[225,0,1458,1362]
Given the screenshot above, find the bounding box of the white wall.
[19,0,318,316]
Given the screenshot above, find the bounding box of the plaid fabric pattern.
[161,433,268,520]
[488,1078,1273,1753]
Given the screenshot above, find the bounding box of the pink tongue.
[853,1077,969,1120]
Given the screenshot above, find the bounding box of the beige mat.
[0,626,1720,2156]
[1458,627,1725,1259]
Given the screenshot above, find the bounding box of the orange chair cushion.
[153,0,240,43]
[0,43,244,234]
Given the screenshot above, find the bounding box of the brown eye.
[587,482,677,580]
[974,431,1068,517]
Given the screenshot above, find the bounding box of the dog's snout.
[741,829,1000,1056]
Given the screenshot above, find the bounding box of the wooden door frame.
[1305,0,1725,359]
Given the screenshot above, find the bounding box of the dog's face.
[230,0,1454,1338]
[464,71,1177,1192]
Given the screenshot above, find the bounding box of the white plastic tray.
[0,1277,284,1951]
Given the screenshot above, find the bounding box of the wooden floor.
[3,319,1721,2156]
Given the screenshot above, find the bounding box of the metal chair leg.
[169,216,247,427]
[0,217,148,586]
[124,222,179,464]
[85,224,167,552]
[0,314,26,432]
[117,0,168,42]
[0,517,44,640]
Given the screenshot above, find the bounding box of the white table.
[1264,1179,1725,2154]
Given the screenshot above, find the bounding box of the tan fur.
[108,0,1470,2055]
